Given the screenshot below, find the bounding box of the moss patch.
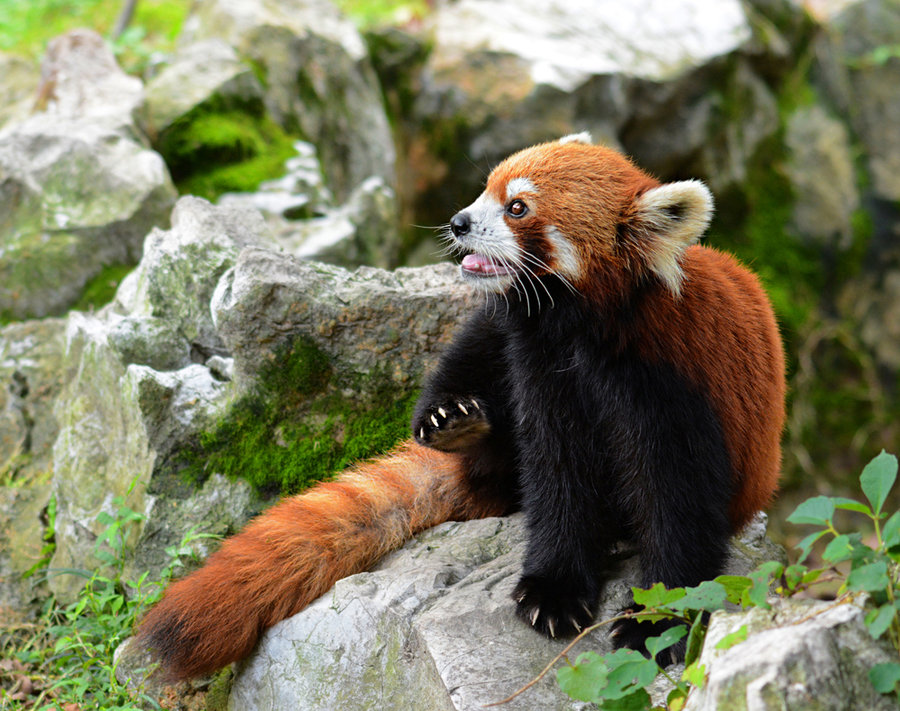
[71,263,134,313]
[156,102,298,202]
[179,337,419,496]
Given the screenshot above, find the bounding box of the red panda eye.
[507,199,528,218]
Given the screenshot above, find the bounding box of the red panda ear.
[630,179,714,297]
[558,132,593,145]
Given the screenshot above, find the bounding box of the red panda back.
[632,245,785,529]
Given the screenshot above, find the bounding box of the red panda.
[135,134,785,679]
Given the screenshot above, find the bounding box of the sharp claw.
[530,607,540,626]
[581,602,592,617]
[571,617,582,633]
[458,403,469,415]
[430,415,439,427]
[548,617,556,638]
[471,399,480,409]
[438,407,447,418]
[419,427,425,440]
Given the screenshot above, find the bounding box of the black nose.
[450,212,470,237]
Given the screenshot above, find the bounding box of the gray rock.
[404,0,798,227]
[0,30,176,321]
[0,319,67,479]
[784,104,860,251]
[46,198,265,600]
[228,513,783,710]
[0,52,39,129]
[139,39,265,140]
[211,248,476,391]
[685,597,898,710]
[815,0,900,204]
[46,196,476,599]
[180,0,395,200]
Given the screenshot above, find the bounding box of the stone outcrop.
[685,597,898,710]
[227,514,784,711]
[0,30,176,321]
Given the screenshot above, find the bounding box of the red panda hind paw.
[413,396,490,452]
[512,575,595,639]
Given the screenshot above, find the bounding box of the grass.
[0,0,188,74]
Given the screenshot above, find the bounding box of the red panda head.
[448,133,714,303]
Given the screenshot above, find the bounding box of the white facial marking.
[506,177,538,201]
[545,226,581,280]
[454,192,521,293]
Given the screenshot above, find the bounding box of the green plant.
[495,451,900,709]
[1,483,214,708]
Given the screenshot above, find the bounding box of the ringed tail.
[135,441,503,681]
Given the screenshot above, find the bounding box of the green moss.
[204,667,234,711]
[156,103,298,202]
[179,337,418,496]
[333,0,431,28]
[71,263,134,313]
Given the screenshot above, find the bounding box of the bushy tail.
[135,441,502,681]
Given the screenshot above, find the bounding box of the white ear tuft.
[558,132,593,146]
[633,180,714,297]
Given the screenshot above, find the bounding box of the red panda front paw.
[414,396,490,452]
[512,574,596,638]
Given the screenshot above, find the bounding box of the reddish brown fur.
[631,247,785,528]
[483,140,784,530]
[136,443,505,681]
[138,138,784,680]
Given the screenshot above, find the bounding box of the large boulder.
[685,597,898,710]
[47,197,474,600]
[0,30,176,321]
[227,513,784,710]
[179,0,395,201]
[398,0,810,229]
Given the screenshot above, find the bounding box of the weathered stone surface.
[139,39,265,139]
[0,319,67,479]
[403,0,802,227]
[211,247,476,391]
[0,481,53,612]
[685,597,898,710]
[0,52,40,129]
[180,0,395,200]
[46,196,476,599]
[46,198,260,600]
[784,104,860,251]
[815,0,900,204]
[0,30,176,321]
[228,513,783,710]
[219,143,401,268]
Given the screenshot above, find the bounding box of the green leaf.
[714,575,752,604]
[846,561,890,593]
[787,496,835,526]
[667,686,688,711]
[632,583,686,609]
[795,529,828,564]
[882,512,900,550]
[669,581,728,613]
[715,624,749,650]
[681,660,707,688]
[684,610,708,666]
[558,652,608,703]
[603,650,660,699]
[869,662,900,694]
[822,534,855,564]
[865,604,896,639]
[645,626,688,659]
[860,451,898,518]
[598,688,652,710]
[831,496,874,515]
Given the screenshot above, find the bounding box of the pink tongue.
[461,253,509,276]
